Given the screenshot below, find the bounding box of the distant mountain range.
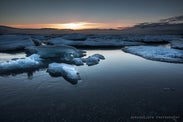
[0,15,183,35]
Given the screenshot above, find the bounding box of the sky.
[0,0,183,29]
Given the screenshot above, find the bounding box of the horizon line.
[0,22,133,30]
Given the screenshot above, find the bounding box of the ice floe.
[47,37,144,47]
[25,45,86,60]
[72,58,84,66]
[47,63,80,84]
[122,46,183,63]
[0,54,43,74]
[124,35,183,43]
[82,54,105,66]
[0,35,33,52]
[171,40,183,50]
[62,33,87,41]
[0,47,104,83]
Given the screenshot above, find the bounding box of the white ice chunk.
[122,46,183,63]
[47,63,80,83]
[0,54,42,72]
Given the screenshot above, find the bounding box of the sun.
[61,23,85,30]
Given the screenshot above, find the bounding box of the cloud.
[159,15,183,23]
[135,15,183,28]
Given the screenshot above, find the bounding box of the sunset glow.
[6,22,129,30]
[60,23,86,29]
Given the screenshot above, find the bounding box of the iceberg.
[0,54,43,74]
[71,54,105,66]
[72,58,84,66]
[25,45,86,61]
[84,56,100,66]
[0,35,33,52]
[47,63,80,84]
[47,37,144,47]
[91,54,105,60]
[83,54,105,66]
[122,46,183,63]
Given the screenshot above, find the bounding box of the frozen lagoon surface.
[0,50,183,121]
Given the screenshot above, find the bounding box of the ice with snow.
[47,63,80,84]
[122,46,183,63]
[0,54,43,74]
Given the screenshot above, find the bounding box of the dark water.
[0,50,183,122]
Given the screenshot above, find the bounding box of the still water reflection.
[0,50,183,121]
